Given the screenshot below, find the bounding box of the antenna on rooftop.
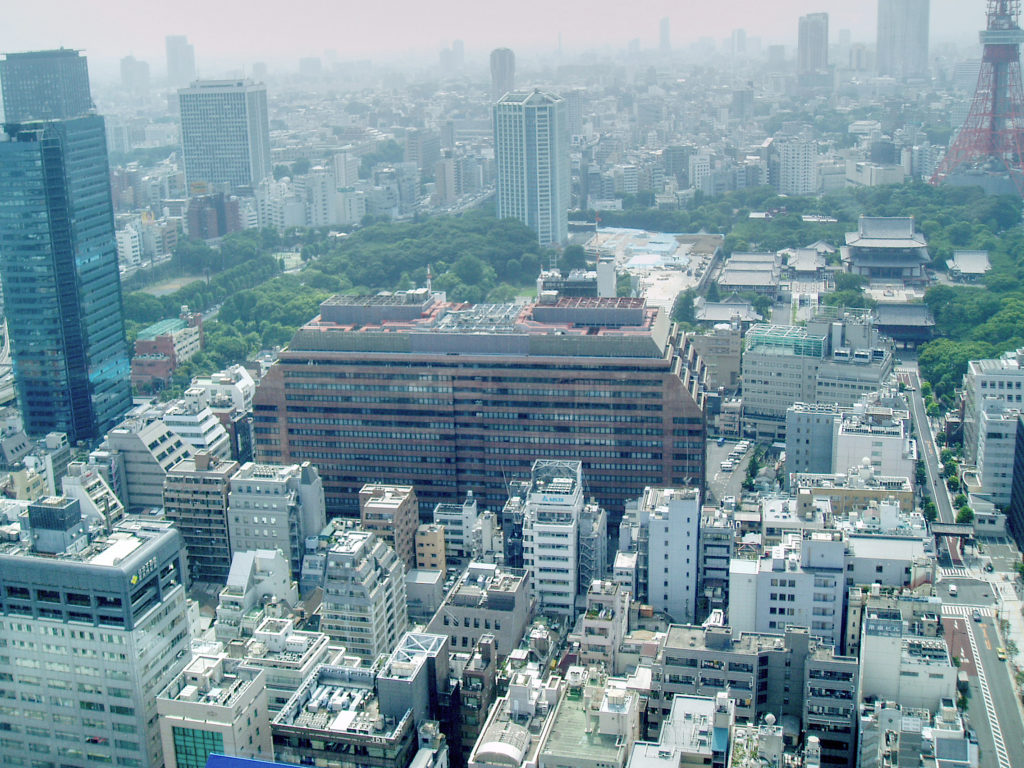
[426,264,433,294]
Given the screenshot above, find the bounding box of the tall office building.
[0,511,191,768]
[166,35,196,87]
[877,0,930,79]
[494,90,569,246]
[778,137,819,195]
[489,48,516,101]
[252,291,707,522]
[660,18,671,53]
[0,52,132,442]
[163,452,240,584]
[798,13,829,74]
[120,55,150,99]
[179,79,271,191]
[0,48,92,121]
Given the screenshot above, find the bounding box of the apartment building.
[319,527,408,659]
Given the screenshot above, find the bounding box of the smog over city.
[0,3,1022,768]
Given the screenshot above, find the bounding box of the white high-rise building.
[162,387,232,459]
[493,90,569,246]
[0,511,190,768]
[116,225,143,268]
[521,460,582,616]
[640,487,701,624]
[518,459,607,616]
[179,79,271,190]
[301,166,338,227]
[778,138,818,195]
[729,532,847,649]
[877,0,930,80]
[962,348,1024,464]
[977,405,1022,506]
[228,462,326,579]
[320,527,408,659]
[333,152,361,187]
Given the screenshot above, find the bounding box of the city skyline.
[0,0,980,73]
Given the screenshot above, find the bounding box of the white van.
[948,584,958,597]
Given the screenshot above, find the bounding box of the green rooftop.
[137,318,186,340]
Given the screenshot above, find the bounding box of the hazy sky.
[1,0,982,71]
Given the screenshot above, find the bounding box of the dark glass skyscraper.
[0,49,92,121]
[0,53,131,443]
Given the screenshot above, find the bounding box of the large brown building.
[252,290,706,523]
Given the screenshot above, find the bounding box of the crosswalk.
[940,567,970,577]
[941,604,995,618]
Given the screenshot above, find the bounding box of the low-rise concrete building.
[272,664,416,768]
[227,617,345,713]
[157,654,273,768]
[569,580,630,669]
[654,624,859,768]
[426,562,531,656]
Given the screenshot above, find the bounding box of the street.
[942,577,1023,768]
[899,366,959,561]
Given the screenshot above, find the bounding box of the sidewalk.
[991,575,1024,724]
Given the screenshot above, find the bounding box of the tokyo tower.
[932,0,1024,196]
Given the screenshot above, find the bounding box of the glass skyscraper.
[493,89,570,247]
[0,53,131,443]
[0,48,93,121]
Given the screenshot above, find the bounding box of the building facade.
[157,654,273,768]
[359,483,419,571]
[0,114,131,442]
[426,562,531,656]
[178,80,271,191]
[0,516,190,768]
[166,35,196,88]
[228,462,326,579]
[494,90,570,246]
[489,48,516,101]
[320,528,408,659]
[654,624,859,768]
[798,13,830,75]
[0,48,92,121]
[877,0,930,80]
[252,291,707,521]
[163,453,240,584]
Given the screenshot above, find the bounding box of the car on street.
[948,584,958,596]
[997,647,1008,660]
[972,609,982,622]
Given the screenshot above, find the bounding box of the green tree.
[672,289,697,325]
[956,507,974,524]
[559,245,588,273]
[922,501,938,523]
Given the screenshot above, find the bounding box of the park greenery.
[122,211,549,395]
[125,179,1024,405]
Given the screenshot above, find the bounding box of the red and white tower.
[932,0,1024,196]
